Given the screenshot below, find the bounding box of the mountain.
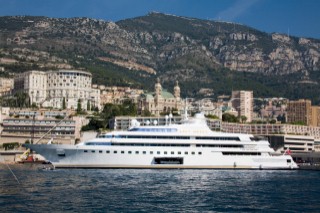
[1,13,320,102]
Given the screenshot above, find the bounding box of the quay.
[298,164,320,170]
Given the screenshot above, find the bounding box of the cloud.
[215,0,259,21]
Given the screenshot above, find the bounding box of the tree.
[269,119,277,124]
[121,99,137,116]
[13,92,30,108]
[77,99,82,113]
[240,115,247,123]
[87,100,91,111]
[62,97,66,109]
[277,114,286,123]
[81,117,106,130]
[222,113,239,123]
[31,103,38,109]
[141,109,152,116]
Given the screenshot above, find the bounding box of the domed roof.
[161,90,174,99]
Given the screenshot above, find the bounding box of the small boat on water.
[17,149,49,164]
[25,113,298,169]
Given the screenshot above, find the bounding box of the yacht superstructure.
[26,113,298,169]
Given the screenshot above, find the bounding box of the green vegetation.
[222,113,239,123]
[290,121,306,126]
[2,142,20,150]
[82,100,138,131]
[62,97,66,110]
[205,114,219,119]
[0,92,30,108]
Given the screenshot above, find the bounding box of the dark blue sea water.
[1,164,320,212]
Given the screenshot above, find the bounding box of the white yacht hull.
[26,144,298,170]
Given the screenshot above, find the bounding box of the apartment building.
[231,90,253,122]
[287,99,312,125]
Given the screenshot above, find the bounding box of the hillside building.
[139,78,183,116]
[0,77,14,96]
[13,70,100,110]
[97,85,143,105]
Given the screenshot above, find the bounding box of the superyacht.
[26,113,298,169]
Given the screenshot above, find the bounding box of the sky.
[0,0,319,39]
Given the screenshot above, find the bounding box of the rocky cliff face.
[0,13,320,82]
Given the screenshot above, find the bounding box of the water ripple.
[1,165,320,212]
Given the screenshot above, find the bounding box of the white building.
[46,70,92,110]
[13,70,100,110]
[14,71,47,104]
[283,135,314,153]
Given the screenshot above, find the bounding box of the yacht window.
[222,152,261,156]
[135,151,139,154]
[185,152,188,155]
[191,152,195,155]
[157,151,160,154]
[114,151,117,154]
[143,151,146,154]
[84,150,88,153]
[91,150,95,153]
[195,136,240,141]
[150,151,153,154]
[198,152,202,155]
[287,159,291,163]
[164,151,167,155]
[178,151,181,155]
[128,151,132,154]
[121,151,125,154]
[196,144,243,148]
[171,151,174,154]
[99,150,102,153]
[106,150,110,153]
[111,142,190,147]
